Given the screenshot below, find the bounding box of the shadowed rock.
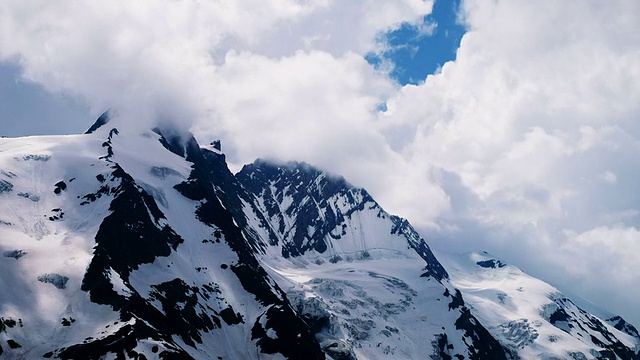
[38,274,69,289]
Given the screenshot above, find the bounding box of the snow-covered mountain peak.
[0,119,637,359]
[240,159,352,190]
[233,160,511,359]
[237,159,355,210]
[0,125,325,359]
[440,251,640,359]
[82,110,197,159]
[236,159,448,280]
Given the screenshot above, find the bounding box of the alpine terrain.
[0,113,637,359]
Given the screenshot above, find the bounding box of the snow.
[108,268,131,297]
[0,128,262,358]
[438,251,639,359]
[237,161,640,358]
[1,125,637,359]
[0,134,125,356]
[250,188,484,358]
[263,255,471,359]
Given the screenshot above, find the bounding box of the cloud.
[385,0,640,324]
[189,49,451,222]
[1,0,640,327]
[566,226,640,283]
[598,171,617,184]
[0,0,431,129]
[0,0,448,240]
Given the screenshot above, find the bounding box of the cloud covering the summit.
[1,0,639,325]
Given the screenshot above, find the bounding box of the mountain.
[0,120,321,359]
[442,252,640,359]
[0,116,637,359]
[234,160,505,359]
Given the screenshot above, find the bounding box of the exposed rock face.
[84,110,111,134]
[37,274,69,289]
[540,294,640,360]
[607,315,640,342]
[0,179,13,194]
[0,118,636,359]
[443,252,640,360]
[235,160,507,359]
[3,250,27,259]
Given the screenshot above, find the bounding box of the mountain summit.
[0,119,637,359]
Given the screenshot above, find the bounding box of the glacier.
[0,114,637,359]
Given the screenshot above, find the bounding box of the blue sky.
[0,0,466,137]
[367,0,466,85]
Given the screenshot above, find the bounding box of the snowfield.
[441,251,639,359]
[0,116,637,359]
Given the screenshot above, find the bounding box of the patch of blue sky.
[367,0,467,85]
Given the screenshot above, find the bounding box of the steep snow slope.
[0,133,118,358]
[0,119,322,359]
[235,161,507,359]
[234,160,639,360]
[0,114,637,359]
[441,252,640,359]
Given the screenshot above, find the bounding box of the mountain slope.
[234,160,507,359]
[441,252,640,359]
[0,121,322,359]
[0,117,637,359]
[232,160,640,360]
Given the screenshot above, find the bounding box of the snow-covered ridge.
[0,117,637,359]
[233,159,639,359]
[235,159,447,280]
[442,251,640,359]
[0,123,323,359]
[235,159,509,359]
